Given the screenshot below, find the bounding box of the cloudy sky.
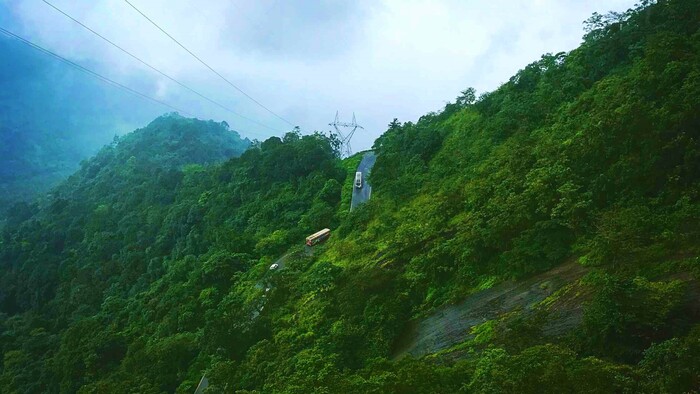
[0,0,638,151]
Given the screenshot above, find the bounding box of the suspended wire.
[41,0,282,135]
[0,27,277,141]
[0,26,193,116]
[123,0,297,128]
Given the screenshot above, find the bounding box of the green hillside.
[1,1,700,392]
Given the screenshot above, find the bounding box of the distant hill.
[1,113,250,218]
[0,34,169,208]
[0,125,82,207]
[77,113,251,170]
[47,113,252,217]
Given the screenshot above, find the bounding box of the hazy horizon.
[1,0,637,152]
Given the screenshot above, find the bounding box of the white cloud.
[2,0,638,151]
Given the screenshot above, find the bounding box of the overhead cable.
[123,0,297,128]
[42,0,283,135]
[0,26,192,116]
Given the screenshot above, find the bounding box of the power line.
[123,0,297,129]
[0,27,277,141]
[0,26,192,116]
[41,0,282,135]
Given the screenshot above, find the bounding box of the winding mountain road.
[351,151,376,210]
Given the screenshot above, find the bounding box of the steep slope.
[234,1,700,391]
[391,260,590,359]
[1,1,700,393]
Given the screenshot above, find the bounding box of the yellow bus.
[306,228,331,246]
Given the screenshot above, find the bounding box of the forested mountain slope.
[1,114,251,317]
[2,0,700,393]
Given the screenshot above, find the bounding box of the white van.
[354,171,362,188]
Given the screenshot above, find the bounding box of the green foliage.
[466,345,639,393]
[578,273,686,361]
[2,1,700,392]
[0,117,343,391]
[328,0,700,314]
[638,325,700,393]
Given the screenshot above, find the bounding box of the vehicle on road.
[306,228,331,246]
[269,263,279,270]
[354,171,362,188]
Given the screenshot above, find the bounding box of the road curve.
[351,151,376,210]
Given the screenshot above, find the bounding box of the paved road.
[271,253,289,270]
[194,376,209,393]
[351,151,377,210]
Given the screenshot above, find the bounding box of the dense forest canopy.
[1,0,700,392]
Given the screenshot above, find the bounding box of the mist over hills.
[0,35,168,207]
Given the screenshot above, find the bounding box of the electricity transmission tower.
[329,111,364,157]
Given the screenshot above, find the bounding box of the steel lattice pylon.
[329,111,364,157]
